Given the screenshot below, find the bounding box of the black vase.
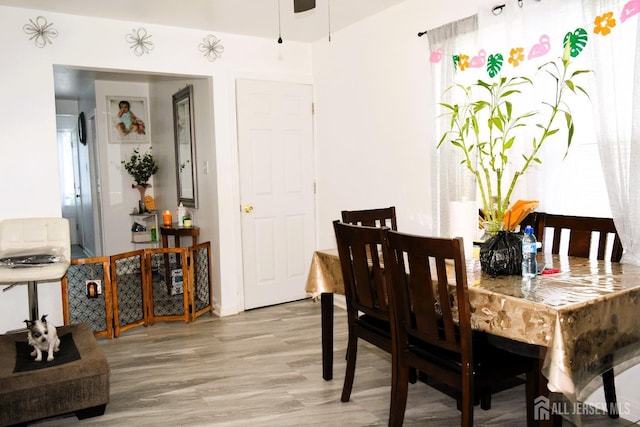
[479,231,523,275]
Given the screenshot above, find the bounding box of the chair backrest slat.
[341,207,398,231]
[406,252,440,340]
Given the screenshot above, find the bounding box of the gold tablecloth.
[305,249,640,402]
[305,249,343,297]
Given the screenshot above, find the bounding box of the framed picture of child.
[107,96,150,143]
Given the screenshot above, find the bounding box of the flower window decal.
[507,47,525,67]
[23,16,58,48]
[594,11,617,36]
[432,1,637,78]
[457,54,470,71]
[126,27,154,56]
[199,34,224,62]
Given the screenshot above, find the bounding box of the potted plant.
[121,146,159,202]
[438,42,590,233]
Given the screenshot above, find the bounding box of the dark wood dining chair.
[333,220,393,403]
[537,213,623,418]
[341,206,398,230]
[537,213,623,262]
[383,231,536,427]
[519,211,545,237]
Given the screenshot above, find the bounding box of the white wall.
[311,0,477,249]
[0,5,312,329]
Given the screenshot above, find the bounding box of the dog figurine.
[24,314,60,362]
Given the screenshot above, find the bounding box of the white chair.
[0,218,70,321]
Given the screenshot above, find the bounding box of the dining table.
[305,248,640,426]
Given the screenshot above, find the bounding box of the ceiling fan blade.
[294,0,316,13]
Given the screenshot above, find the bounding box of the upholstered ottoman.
[0,323,109,426]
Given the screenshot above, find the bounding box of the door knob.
[243,205,254,213]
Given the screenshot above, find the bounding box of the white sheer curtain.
[428,0,633,241]
[427,14,478,238]
[582,0,640,264]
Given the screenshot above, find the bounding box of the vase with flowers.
[439,41,590,229]
[121,146,159,208]
[438,39,590,274]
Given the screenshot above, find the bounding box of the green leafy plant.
[121,146,159,186]
[438,46,590,225]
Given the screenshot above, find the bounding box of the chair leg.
[456,391,485,410]
[341,331,358,402]
[480,391,492,410]
[460,374,474,427]
[602,368,619,419]
[409,367,417,384]
[389,363,410,427]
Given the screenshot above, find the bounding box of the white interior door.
[236,79,315,310]
[71,132,84,247]
[88,112,103,257]
[56,115,82,246]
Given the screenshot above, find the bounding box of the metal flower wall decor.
[23,16,58,48]
[21,17,229,61]
[126,27,154,56]
[199,34,224,62]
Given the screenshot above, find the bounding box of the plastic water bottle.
[522,225,538,278]
[177,202,186,226]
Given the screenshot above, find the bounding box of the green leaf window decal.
[452,55,460,71]
[563,28,588,58]
[487,53,504,78]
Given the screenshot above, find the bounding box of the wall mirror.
[172,85,198,208]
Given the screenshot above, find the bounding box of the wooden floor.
[71,245,87,259]
[32,299,639,426]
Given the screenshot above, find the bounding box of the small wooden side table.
[159,225,200,248]
[159,225,201,297]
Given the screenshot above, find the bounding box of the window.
[58,130,76,207]
[429,0,638,237]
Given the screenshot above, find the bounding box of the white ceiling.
[0,0,408,43]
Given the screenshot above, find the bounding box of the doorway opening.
[56,113,98,258]
[54,65,213,258]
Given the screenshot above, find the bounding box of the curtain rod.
[492,0,542,16]
[418,0,541,36]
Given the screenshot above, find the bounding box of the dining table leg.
[321,292,334,380]
[526,347,563,427]
[491,336,563,426]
